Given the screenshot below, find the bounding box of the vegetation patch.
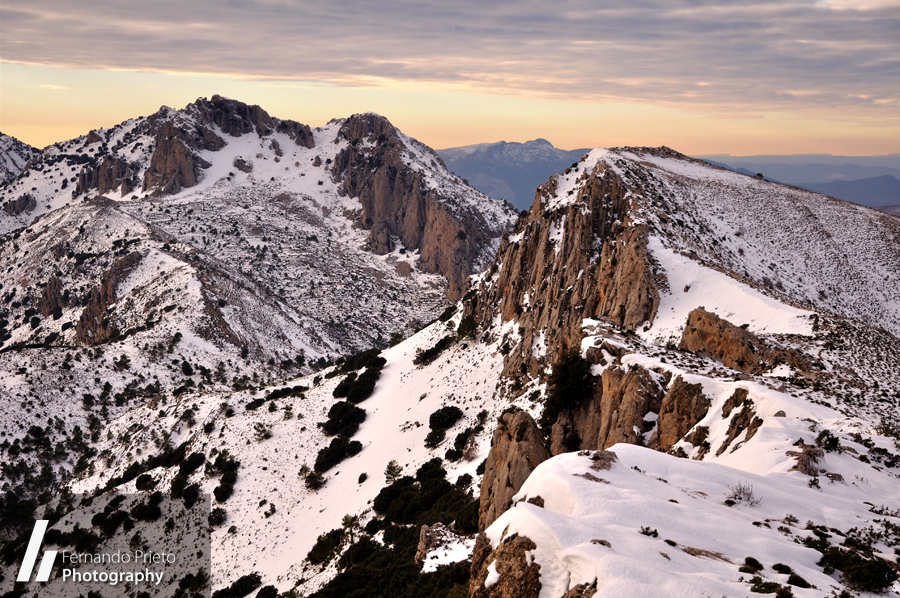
[539,348,593,433]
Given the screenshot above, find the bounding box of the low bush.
[322,402,367,437]
[315,438,363,473]
[413,336,455,366]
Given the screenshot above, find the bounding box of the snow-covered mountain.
[0,133,40,185]
[439,139,590,210]
[1,139,898,598]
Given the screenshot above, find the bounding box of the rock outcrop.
[142,121,213,196]
[76,155,140,196]
[39,276,65,318]
[716,389,763,456]
[649,376,711,452]
[479,410,551,531]
[75,252,142,345]
[470,533,542,598]
[551,365,663,454]
[332,113,514,300]
[679,307,810,374]
[474,157,659,378]
[2,193,36,216]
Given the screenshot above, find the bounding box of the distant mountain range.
[439,139,589,210]
[440,141,900,211]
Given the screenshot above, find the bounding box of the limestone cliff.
[478,410,550,530]
[474,157,659,378]
[331,113,515,300]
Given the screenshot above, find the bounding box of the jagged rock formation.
[716,388,763,456]
[680,307,810,374]
[475,158,659,377]
[479,410,550,530]
[649,376,711,452]
[39,276,65,317]
[550,365,663,454]
[332,113,513,300]
[75,251,142,344]
[76,155,139,196]
[2,193,36,215]
[470,533,542,598]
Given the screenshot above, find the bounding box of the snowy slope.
[0,133,40,185]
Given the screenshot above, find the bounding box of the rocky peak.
[475,151,659,378]
[331,113,516,300]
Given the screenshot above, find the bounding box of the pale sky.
[1,0,898,154]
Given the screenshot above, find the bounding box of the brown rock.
[722,388,749,418]
[479,410,551,531]
[332,113,513,300]
[414,522,453,565]
[716,398,763,456]
[75,252,142,345]
[39,276,64,317]
[233,157,253,173]
[142,122,212,195]
[550,365,663,454]
[650,376,711,452]
[679,308,810,374]
[470,533,541,598]
[75,156,138,196]
[472,158,659,379]
[561,582,598,598]
[2,193,36,216]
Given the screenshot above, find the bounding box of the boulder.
[470,533,542,598]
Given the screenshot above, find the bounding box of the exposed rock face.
[470,533,542,598]
[716,390,763,456]
[189,95,315,149]
[39,276,65,317]
[2,193,36,216]
[474,159,659,378]
[332,113,513,300]
[679,308,809,374]
[787,441,824,476]
[649,376,711,452]
[75,252,142,345]
[76,155,139,196]
[142,121,213,196]
[479,410,551,531]
[551,365,663,454]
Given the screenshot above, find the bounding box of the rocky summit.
[0,115,898,598]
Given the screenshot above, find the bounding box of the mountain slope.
[0,133,40,185]
[1,142,897,598]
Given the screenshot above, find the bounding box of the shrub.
[726,482,762,506]
[456,315,477,339]
[539,348,593,432]
[438,305,457,322]
[308,529,344,565]
[385,460,403,483]
[305,471,326,490]
[425,429,446,449]
[772,563,792,574]
[315,438,363,473]
[358,472,368,484]
[332,372,357,398]
[209,507,227,526]
[816,429,840,452]
[429,406,463,431]
[414,336,455,366]
[135,473,156,491]
[786,573,810,588]
[745,557,764,571]
[322,401,367,437]
[346,368,381,403]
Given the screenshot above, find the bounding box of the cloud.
[37,84,69,90]
[1,0,898,116]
